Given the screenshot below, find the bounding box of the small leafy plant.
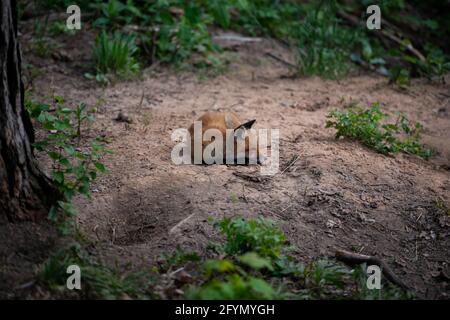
[26,95,110,234]
[217,217,286,259]
[49,21,77,36]
[158,246,201,272]
[326,104,433,158]
[88,31,140,83]
[188,217,343,299]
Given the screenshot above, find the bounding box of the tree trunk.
[0,0,58,223]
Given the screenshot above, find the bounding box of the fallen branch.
[280,154,300,175]
[335,249,409,290]
[337,10,426,62]
[233,171,270,183]
[265,52,297,69]
[169,212,196,234]
[352,57,389,77]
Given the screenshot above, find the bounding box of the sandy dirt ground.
[1,28,449,299]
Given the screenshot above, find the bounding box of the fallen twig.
[280,155,300,175]
[335,249,409,290]
[169,212,195,234]
[265,52,297,69]
[337,10,426,62]
[138,90,145,109]
[233,171,270,183]
[169,267,185,277]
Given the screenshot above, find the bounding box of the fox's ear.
[235,119,256,131]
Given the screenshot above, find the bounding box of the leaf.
[94,162,107,172]
[59,158,71,167]
[247,277,275,298]
[78,183,90,195]
[204,259,235,273]
[84,72,95,80]
[361,39,373,60]
[64,145,76,156]
[64,188,75,201]
[238,252,273,271]
[53,95,65,104]
[48,151,60,160]
[48,205,57,221]
[33,140,48,151]
[89,171,97,180]
[52,171,64,184]
[211,0,230,28]
[54,120,71,131]
[184,3,201,25]
[60,107,73,114]
[58,201,77,217]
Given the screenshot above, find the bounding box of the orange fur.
[188,112,259,163]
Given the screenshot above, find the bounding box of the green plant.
[185,217,412,300]
[389,67,411,87]
[89,1,223,71]
[26,95,110,234]
[49,21,77,36]
[40,244,153,299]
[184,217,286,299]
[89,31,139,83]
[295,5,360,78]
[229,0,303,38]
[156,8,219,64]
[39,0,91,10]
[304,259,349,292]
[91,0,142,28]
[416,45,450,79]
[186,255,282,299]
[159,246,201,272]
[217,217,286,259]
[272,255,305,277]
[186,273,280,299]
[326,104,433,158]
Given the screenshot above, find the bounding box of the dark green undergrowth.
[39,244,155,299]
[25,0,450,82]
[86,30,140,83]
[37,217,412,300]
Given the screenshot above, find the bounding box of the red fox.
[187,112,264,164]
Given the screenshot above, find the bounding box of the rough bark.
[0,0,58,223]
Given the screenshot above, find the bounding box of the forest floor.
[1,26,450,299]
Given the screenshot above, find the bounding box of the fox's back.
[188,111,260,164]
[188,112,241,136]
